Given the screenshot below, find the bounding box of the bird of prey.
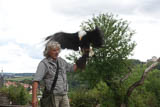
[45,27,104,52]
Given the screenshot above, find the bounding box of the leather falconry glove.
[76,48,89,69]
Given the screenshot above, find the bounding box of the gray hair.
[43,40,61,57]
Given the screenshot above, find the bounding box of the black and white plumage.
[45,27,104,51]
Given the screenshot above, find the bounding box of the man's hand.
[32,97,38,107]
[32,81,39,107]
[76,48,90,70]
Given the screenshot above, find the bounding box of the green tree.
[78,13,136,106]
[19,86,30,105]
[80,13,136,86]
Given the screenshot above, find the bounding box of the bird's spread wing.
[45,27,104,51]
[45,32,80,51]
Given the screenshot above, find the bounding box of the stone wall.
[0,92,10,105]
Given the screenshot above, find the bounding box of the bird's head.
[78,30,86,41]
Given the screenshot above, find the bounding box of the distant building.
[147,56,158,62]
[151,56,158,62]
[5,81,32,90]
[0,68,4,88]
[0,76,4,88]
[5,81,17,87]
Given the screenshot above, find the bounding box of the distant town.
[0,72,35,105]
[0,72,34,93]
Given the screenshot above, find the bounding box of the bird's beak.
[78,30,86,41]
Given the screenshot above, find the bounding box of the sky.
[0,0,160,73]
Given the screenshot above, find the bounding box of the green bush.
[0,85,31,105]
[129,89,158,107]
[145,70,160,106]
[9,85,31,105]
[69,81,117,107]
[69,88,99,107]
[0,86,9,95]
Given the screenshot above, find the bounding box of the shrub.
[69,81,116,107]
[0,85,31,105]
[69,88,99,107]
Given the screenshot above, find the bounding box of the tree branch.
[120,66,133,83]
[122,57,160,107]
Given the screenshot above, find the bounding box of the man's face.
[48,47,60,60]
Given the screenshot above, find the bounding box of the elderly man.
[32,40,87,107]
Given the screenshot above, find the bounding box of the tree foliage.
[79,13,136,88]
[68,13,160,107]
[69,62,160,107]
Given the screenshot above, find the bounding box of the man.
[32,41,87,107]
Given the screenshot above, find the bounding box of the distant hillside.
[6,76,33,82]
[1,73,34,84]
[1,73,34,77]
[14,73,34,77]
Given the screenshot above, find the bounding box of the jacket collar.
[47,57,58,66]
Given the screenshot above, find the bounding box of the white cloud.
[0,0,160,73]
[123,14,160,61]
[0,42,40,73]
